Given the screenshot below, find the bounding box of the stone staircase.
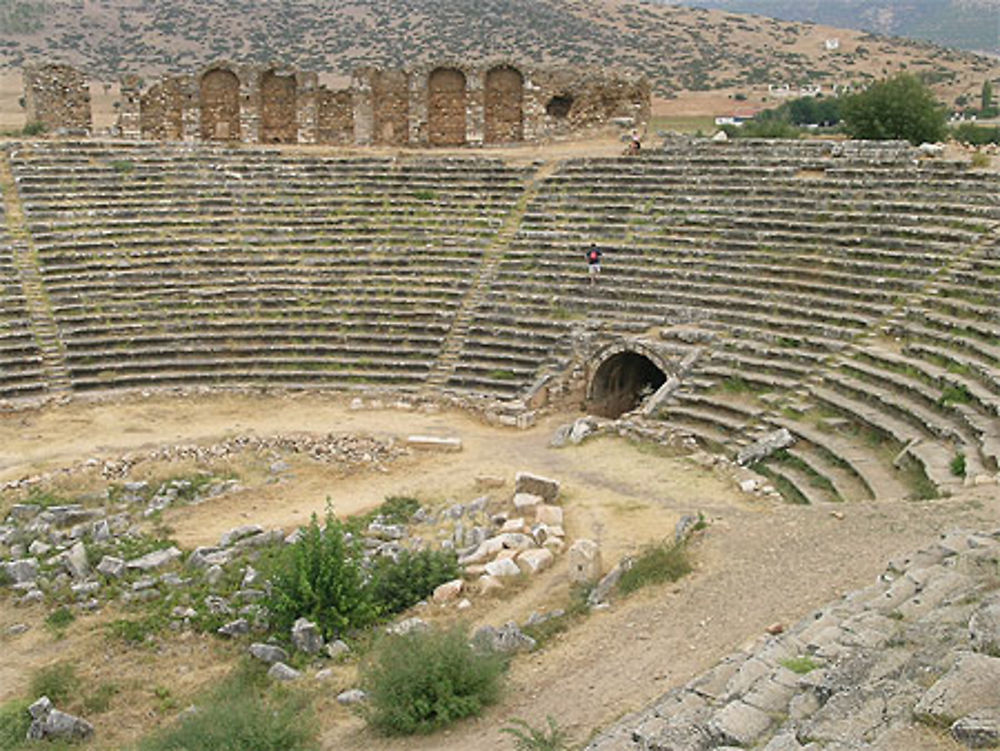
[0,154,70,394]
[425,160,556,392]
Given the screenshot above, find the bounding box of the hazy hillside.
[0,0,996,104]
[670,0,1000,56]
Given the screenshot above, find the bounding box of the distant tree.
[982,80,997,118]
[841,73,947,145]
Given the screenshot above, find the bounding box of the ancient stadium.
[2,127,1000,750]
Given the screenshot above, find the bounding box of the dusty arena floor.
[1,393,996,749]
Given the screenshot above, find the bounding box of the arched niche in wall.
[428,67,467,146]
[484,65,523,144]
[200,68,240,141]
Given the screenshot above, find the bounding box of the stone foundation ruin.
[24,61,649,146]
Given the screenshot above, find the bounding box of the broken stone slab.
[432,578,464,604]
[25,697,94,742]
[4,557,39,584]
[267,662,301,681]
[485,557,522,578]
[220,525,264,547]
[127,546,182,572]
[337,688,367,705]
[326,639,350,659]
[969,597,1000,656]
[64,541,89,579]
[951,709,1000,748]
[736,428,794,466]
[188,546,231,568]
[514,472,560,502]
[291,618,324,654]
[513,492,544,512]
[96,555,124,578]
[588,556,634,605]
[517,547,554,575]
[914,652,1000,725]
[249,643,289,664]
[474,621,536,653]
[217,618,250,638]
[405,435,462,452]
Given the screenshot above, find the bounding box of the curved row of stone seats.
[9,142,532,392]
[0,204,47,400]
[453,152,999,503]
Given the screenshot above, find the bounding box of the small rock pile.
[0,432,404,493]
[586,528,1000,751]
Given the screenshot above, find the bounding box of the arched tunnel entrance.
[587,350,668,419]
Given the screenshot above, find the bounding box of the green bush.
[781,656,821,674]
[618,540,692,595]
[265,511,376,641]
[136,662,317,751]
[375,495,420,525]
[371,548,461,615]
[45,606,76,636]
[30,662,81,706]
[361,624,507,735]
[502,716,570,751]
[951,452,967,477]
[21,121,45,137]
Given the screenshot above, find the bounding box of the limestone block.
[517,548,554,575]
[458,536,505,565]
[267,662,301,681]
[513,492,543,512]
[951,710,1000,748]
[406,435,462,452]
[969,598,1000,656]
[5,557,39,584]
[291,618,324,654]
[708,699,774,747]
[497,532,535,551]
[914,652,1000,724]
[478,574,503,595]
[96,555,124,578]
[568,539,602,584]
[501,517,526,533]
[514,472,559,501]
[432,578,464,604]
[126,546,181,572]
[249,643,288,664]
[535,504,564,526]
[485,557,521,578]
[337,689,367,705]
[220,525,265,547]
[64,541,89,579]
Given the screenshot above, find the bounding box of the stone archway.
[260,70,297,144]
[428,67,467,146]
[587,346,669,419]
[484,65,523,144]
[200,68,240,141]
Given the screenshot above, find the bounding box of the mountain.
[668,0,1000,56]
[0,0,996,106]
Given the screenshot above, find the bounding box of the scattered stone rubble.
[0,432,404,494]
[586,528,1000,751]
[26,696,94,742]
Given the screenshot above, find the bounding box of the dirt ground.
[1,392,997,749]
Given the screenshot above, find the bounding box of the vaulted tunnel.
[588,351,667,419]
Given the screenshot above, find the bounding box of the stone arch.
[484,65,523,144]
[428,67,467,146]
[587,343,669,419]
[200,68,240,141]
[260,70,297,143]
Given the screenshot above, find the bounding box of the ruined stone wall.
[260,69,297,143]
[140,75,189,141]
[371,69,409,147]
[316,88,354,145]
[110,60,649,147]
[23,64,91,133]
[526,68,650,139]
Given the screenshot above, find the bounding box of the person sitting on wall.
[629,129,642,154]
